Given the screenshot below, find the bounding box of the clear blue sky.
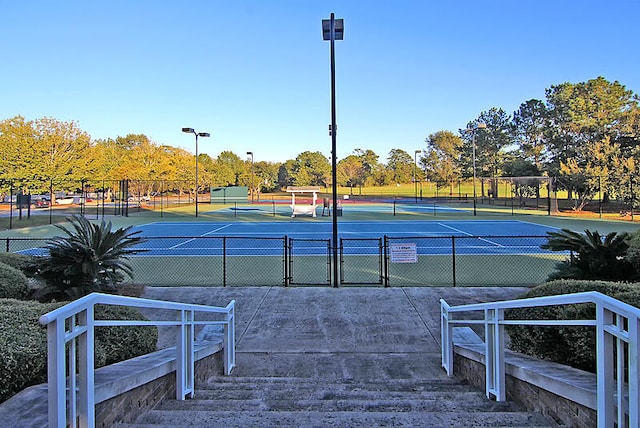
[1,1,638,163]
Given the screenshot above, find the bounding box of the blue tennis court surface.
[131,220,559,256]
[213,202,465,215]
[135,220,555,238]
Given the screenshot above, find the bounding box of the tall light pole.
[246,151,254,203]
[414,149,422,203]
[182,128,210,217]
[322,13,343,288]
[467,122,486,216]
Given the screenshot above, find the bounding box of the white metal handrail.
[39,292,236,428]
[441,291,640,428]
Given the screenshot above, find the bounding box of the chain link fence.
[3,235,564,287]
[2,174,639,230]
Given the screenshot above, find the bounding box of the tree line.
[1,76,638,210]
[424,76,639,210]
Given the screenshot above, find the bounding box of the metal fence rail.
[340,238,383,285]
[39,292,235,428]
[441,291,640,428]
[288,238,331,286]
[2,235,564,287]
[2,174,638,230]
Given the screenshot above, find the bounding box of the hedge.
[0,253,39,275]
[627,230,640,272]
[0,299,158,403]
[506,280,640,372]
[0,262,29,299]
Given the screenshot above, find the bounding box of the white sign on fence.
[390,243,418,263]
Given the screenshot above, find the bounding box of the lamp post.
[414,149,422,203]
[322,13,343,288]
[467,122,486,216]
[182,128,210,217]
[246,151,254,203]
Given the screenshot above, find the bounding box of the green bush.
[541,229,636,281]
[94,305,158,366]
[506,280,640,372]
[34,215,146,301]
[627,230,640,273]
[0,299,64,402]
[0,262,29,299]
[0,299,158,403]
[0,253,39,276]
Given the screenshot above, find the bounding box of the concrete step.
[204,375,476,392]
[115,375,558,427]
[156,395,518,413]
[118,409,556,427]
[192,386,486,402]
[228,351,449,379]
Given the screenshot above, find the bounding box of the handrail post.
[78,306,96,427]
[440,300,453,375]
[485,307,505,401]
[596,303,615,427]
[629,315,640,427]
[224,301,236,375]
[176,309,195,400]
[47,319,67,428]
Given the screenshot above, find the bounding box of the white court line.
[169,239,195,249]
[437,222,505,247]
[201,224,233,236]
[437,222,473,236]
[168,224,233,249]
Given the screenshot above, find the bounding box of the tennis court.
[132,220,558,257]
[5,218,566,287]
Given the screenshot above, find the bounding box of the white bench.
[290,204,317,217]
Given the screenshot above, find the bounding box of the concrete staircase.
[116,364,557,427]
[114,287,561,427]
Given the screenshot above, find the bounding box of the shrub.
[0,299,158,403]
[0,253,39,276]
[506,280,640,372]
[541,229,636,281]
[33,215,146,301]
[0,261,29,299]
[94,305,158,366]
[627,230,640,273]
[0,299,64,402]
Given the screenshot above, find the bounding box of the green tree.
[461,109,512,198]
[558,136,622,210]
[35,117,92,185]
[545,77,638,172]
[0,116,36,185]
[277,159,295,189]
[423,131,464,193]
[386,149,413,184]
[288,151,331,187]
[512,99,549,172]
[353,149,380,187]
[33,215,146,301]
[215,151,246,186]
[337,155,364,190]
[251,161,281,193]
[0,116,91,196]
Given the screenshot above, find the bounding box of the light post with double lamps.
[246,151,254,203]
[467,122,487,216]
[182,128,210,217]
[414,149,422,203]
[322,13,343,288]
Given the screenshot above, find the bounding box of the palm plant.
[541,228,636,281]
[33,215,146,301]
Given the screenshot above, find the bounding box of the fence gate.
[340,238,383,285]
[287,238,331,286]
